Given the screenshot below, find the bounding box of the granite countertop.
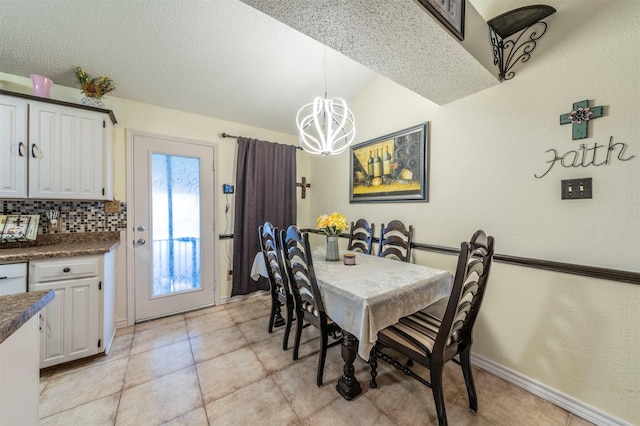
[0,290,55,344]
[0,231,120,263]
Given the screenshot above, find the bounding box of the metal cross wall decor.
[296,177,311,199]
[560,100,603,140]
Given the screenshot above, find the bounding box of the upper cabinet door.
[0,95,28,198]
[28,101,111,200]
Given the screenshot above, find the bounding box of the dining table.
[251,245,453,400]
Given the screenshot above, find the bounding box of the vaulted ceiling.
[0,0,520,135]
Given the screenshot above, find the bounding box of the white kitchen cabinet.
[0,91,115,200]
[29,251,116,368]
[0,95,28,198]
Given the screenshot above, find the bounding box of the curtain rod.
[221,132,303,150]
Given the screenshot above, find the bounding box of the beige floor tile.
[135,313,185,332]
[130,320,189,355]
[161,407,209,425]
[196,346,267,403]
[301,394,395,426]
[271,354,342,418]
[39,357,128,418]
[237,315,285,345]
[364,364,443,425]
[251,331,324,374]
[116,367,202,426]
[226,292,270,307]
[472,368,570,426]
[205,377,300,425]
[190,325,249,363]
[37,309,583,426]
[226,299,272,324]
[185,309,235,338]
[124,339,194,389]
[115,325,135,336]
[49,333,135,376]
[184,304,226,319]
[39,393,120,426]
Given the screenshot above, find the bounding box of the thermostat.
[223,184,234,194]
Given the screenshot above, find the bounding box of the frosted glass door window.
[151,153,201,297]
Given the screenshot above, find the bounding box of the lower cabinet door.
[38,277,100,368]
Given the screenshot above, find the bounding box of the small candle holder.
[343,253,356,266]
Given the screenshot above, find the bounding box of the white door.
[131,132,216,321]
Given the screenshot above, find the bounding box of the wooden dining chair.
[259,222,294,350]
[377,220,413,262]
[280,225,342,386]
[369,230,495,426]
[347,219,375,255]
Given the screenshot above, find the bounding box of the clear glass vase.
[326,235,340,261]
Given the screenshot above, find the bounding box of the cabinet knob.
[63,267,71,273]
[18,142,26,157]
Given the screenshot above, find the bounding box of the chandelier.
[296,48,356,156]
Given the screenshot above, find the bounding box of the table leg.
[335,330,362,400]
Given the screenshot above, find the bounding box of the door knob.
[135,239,146,246]
[137,225,146,232]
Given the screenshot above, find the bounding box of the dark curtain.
[231,137,297,296]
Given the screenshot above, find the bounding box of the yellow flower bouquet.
[316,212,348,235]
[74,66,116,98]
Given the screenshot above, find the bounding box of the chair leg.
[430,365,448,426]
[268,295,278,333]
[317,330,329,387]
[292,310,304,361]
[460,347,478,412]
[282,300,293,351]
[369,343,378,388]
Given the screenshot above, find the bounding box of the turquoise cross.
[560,100,603,140]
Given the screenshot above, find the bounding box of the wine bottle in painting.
[373,148,382,177]
[383,145,392,176]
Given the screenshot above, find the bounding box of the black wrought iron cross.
[296,177,311,199]
[560,99,603,140]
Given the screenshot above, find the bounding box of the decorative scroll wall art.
[350,123,428,203]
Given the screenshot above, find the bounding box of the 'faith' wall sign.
[560,99,603,140]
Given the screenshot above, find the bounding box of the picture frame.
[416,0,465,41]
[350,123,429,203]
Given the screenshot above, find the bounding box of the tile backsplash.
[1,200,127,234]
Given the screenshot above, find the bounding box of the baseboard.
[471,354,631,426]
[115,319,129,329]
[219,290,270,306]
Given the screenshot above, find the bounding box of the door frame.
[125,129,220,325]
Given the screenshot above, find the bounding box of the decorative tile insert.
[0,200,127,234]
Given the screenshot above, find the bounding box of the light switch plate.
[561,178,592,200]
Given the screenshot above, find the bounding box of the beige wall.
[304,1,639,423]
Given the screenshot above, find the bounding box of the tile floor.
[38,294,595,425]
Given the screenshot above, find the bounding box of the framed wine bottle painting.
[349,123,429,203]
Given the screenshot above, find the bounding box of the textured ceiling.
[1,0,500,135]
[240,0,499,106]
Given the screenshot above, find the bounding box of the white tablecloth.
[251,248,453,359]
